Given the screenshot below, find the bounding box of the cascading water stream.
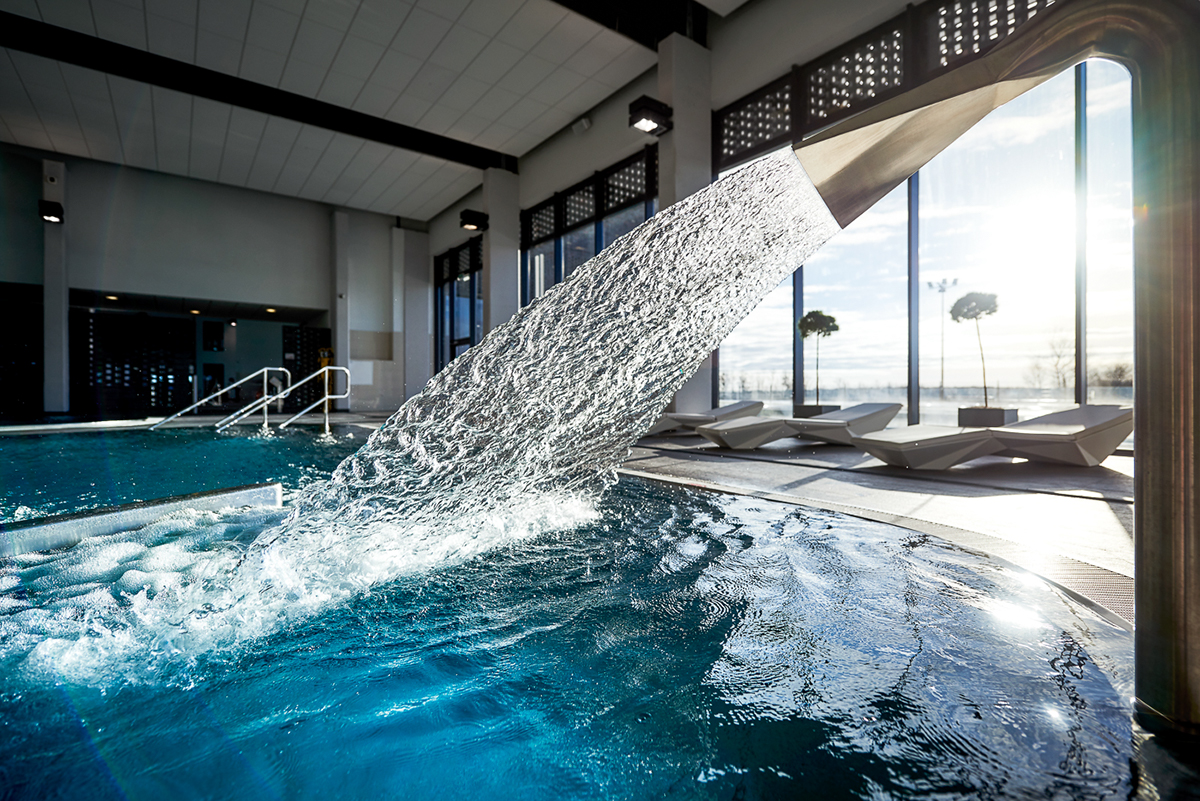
[2,151,840,682]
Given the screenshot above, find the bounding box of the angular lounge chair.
[852,424,1003,470]
[852,405,1132,470]
[645,400,764,436]
[694,403,901,450]
[784,403,902,446]
[990,404,1132,467]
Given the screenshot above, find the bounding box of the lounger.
[990,405,1132,467]
[694,403,901,450]
[784,403,902,446]
[852,425,1004,470]
[853,405,1132,470]
[644,400,764,436]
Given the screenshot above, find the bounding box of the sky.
[718,59,1134,403]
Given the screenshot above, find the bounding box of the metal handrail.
[150,367,291,430]
[216,366,351,435]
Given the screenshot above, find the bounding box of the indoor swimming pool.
[0,427,362,523]
[4,476,1192,800]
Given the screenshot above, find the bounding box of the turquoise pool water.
[3,470,1195,799]
[0,427,362,522]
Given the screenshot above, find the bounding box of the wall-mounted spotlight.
[39,200,64,223]
[104,295,119,301]
[265,307,276,313]
[460,209,489,231]
[629,96,673,136]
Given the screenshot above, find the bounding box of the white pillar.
[401,225,432,399]
[658,33,714,412]
[331,210,350,411]
[481,167,520,333]
[42,160,68,414]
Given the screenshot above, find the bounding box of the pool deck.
[1,415,1136,629]
[622,434,1135,629]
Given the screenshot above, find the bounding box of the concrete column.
[481,167,520,333]
[331,209,350,411]
[401,225,432,399]
[658,33,713,412]
[42,160,68,414]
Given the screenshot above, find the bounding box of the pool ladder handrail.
[215,366,351,435]
[150,367,292,431]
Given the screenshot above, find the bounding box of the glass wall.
[602,205,645,247]
[525,240,554,302]
[717,152,797,416]
[918,67,1077,425]
[1085,59,1134,417]
[802,182,909,414]
[562,226,595,280]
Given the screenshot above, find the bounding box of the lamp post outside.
[927,278,957,399]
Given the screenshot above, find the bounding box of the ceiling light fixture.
[105,295,119,301]
[265,308,276,313]
[628,96,673,136]
[39,199,64,223]
[460,209,489,231]
[190,309,200,315]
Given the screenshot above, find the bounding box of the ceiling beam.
[552,0,708,50]
[0,11,518,174]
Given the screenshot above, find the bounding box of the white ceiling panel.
[348,0,412,47]
[1,0,660,222]
[243,116,301,191]
[352,81,399,116]
[329,36,386,81]
[428,25,490,73]
[146,13,197,62]
[37,0,96,35]
[304,0,358,31]
[196,29,244,74]
[92,0,148,49]
[199,0,252,41]
[245,3,300,55]
[527,66,586,107]
[291,18,344,71]
[456,0,524,38]
[494,52,555,96]
[145,0,196,25]
[239,45,287,85]
[389,7,453,61]
[417,0,471,22]
[530,13,600,65]
[439,74,489,113]
[316,71,362,107]
[495,0,567,52]
[271,124,333,194]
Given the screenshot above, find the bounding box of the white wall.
[65,159,334,309]
[517,70,658,209]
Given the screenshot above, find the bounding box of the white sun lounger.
[645,400,764,436]
[990,405,1132,467]
[694,403,901,450]
[852,425,1004,470]
[784,403,902,446]
[853,405,1132,469]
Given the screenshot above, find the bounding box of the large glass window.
[525,240,555,302]
[434,239,483,371]
[801,182,909,415]
[602,205,644,248]
[562,226,595,280]
[919,67,1077,425]
[1085,59,1133,420]
[717,151,798,416]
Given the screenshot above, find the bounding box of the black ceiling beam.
[0,11,518,174]
[552,0,708,50]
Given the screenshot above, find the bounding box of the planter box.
[958,407,1018,427]
[794,404,840,418]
